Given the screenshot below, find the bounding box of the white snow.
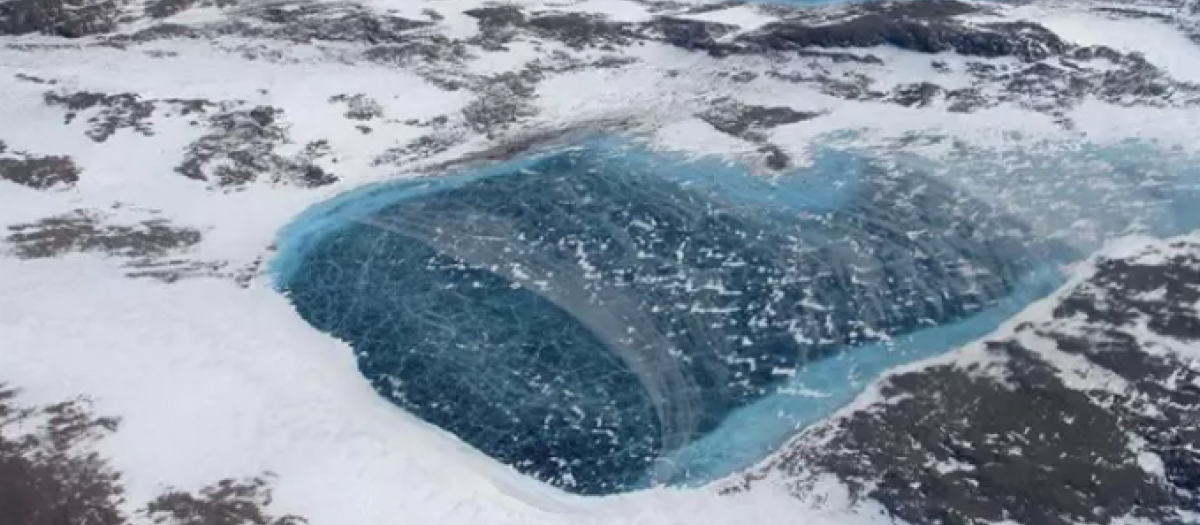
[3,0,1200,522]
[0,255,900,525]
[675,5,781,34]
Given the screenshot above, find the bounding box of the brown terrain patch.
[4,209,202,260]
[0,384,307,525]
[738,236,1200,525]
[2,208,262,285]
[0,385,125,525]
[0,141,81,190]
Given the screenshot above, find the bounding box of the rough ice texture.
[276,142,1055,494]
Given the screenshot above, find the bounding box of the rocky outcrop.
[4,209,201,260]
[0,384,307,525]
[0,141,80,189]
[43,90,213,142]
[698,100,823,169]
[176,106,337,189]
[13,0,1191,161]
[0,0,127,37]
[738,234,1200,525]
[737,17,1067,61]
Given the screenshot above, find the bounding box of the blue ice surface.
[271,136,1070,495]
[1085,141,1200,236]
[652,265,1063,486]
[272,137,867,284]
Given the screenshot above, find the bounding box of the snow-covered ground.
[2,0,1200,523]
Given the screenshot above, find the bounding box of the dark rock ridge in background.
[736,234,1200,525]
[733,8,1068,61]
[0,0,127,37]
[138,0,1200,139]
[5,0,1197,173]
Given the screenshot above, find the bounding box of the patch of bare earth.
[0,384,307,525]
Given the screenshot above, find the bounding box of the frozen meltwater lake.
[270,136,1200,495]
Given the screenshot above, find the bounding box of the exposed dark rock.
[1091,6,1176,23]
[527,12,634,48]
[700,100,821,138]
[735,15,1067,62]
[5,209,201,259]
[642,16,738,51]
[1,208,255,282]
[143,0,234,19]
[281,10,427,44]
[14,72,57,84]
[0,385,125,525]
[757,143,790,171]
[754,36,1197,118]
[0,143,81,189]
[410,117,639,179]
[123,257,232,283]
[0,0,126,37]
[859,0,980,19]
[715,70,759,83]
[0,385,307,525]
[889,81,943,107]
[373,133,459,166]
[43,90,215,142]
[470,9,733,53]
[117,22,203,42]
[461,68,541,136]
[970,48,1199,112]
[464,5,526,47]
[362,35,464,67]
[44,91,155,140]
[329,93,383,121]
[795,49,884,64]
[464,5,526,29]
[779,343,1172,525]
[177,106,337,188]
[1055,244,1200,346]
[945,87,990,113]
[740,235,1200,525]
[196,3,429,45]
[820,74,885,101]
[697,101,818,171]
[144,0,197,19]
[143,476,307,525]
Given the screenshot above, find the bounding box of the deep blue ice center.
[273,143,1058,495]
